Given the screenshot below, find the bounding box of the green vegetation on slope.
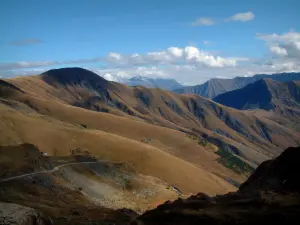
[215,148,254,174]
[185,134,218,151]
[186,133,254,174]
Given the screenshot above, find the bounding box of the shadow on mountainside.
[1,144,300,224]
[136,146,300,225]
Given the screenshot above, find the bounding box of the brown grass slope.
[0,97,235,195]
[0,76,246,183]
[2,68,299,165]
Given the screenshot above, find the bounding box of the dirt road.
[0,161,101,182]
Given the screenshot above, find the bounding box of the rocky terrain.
[0,143,175,224]
[1,68,300,224]
[1,146,299,224]
[0,202,53,225]
[136,146,300,225]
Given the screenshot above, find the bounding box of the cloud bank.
[1,31,300,85]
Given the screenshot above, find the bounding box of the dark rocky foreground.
[0,146,300,224]
[0,202,52,225]
[136,146,300,225]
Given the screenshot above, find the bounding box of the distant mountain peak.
[40,67,109,88]
[173,72,300,99]
[214,78,300,119]
[129,76,152,81]
[123,76,184,91]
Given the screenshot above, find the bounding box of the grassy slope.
[1,69,299,193]
[0,102,235,195]
[1,76,248,182]
[5,73,300,166]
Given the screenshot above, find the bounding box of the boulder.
[0,202,52,225]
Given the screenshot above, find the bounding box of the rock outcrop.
[0,202,53,225]
[136,147,300,225]
[239,146,300,193]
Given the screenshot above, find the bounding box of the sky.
[1,0,300,85]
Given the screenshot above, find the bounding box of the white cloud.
[269,45,288,56]
[99,46,240,69]
[0,61,58,70]
[257,31,300,43]
[265,59,300,72]
[227,11,255,22]
[108,52,122,61]
[192,17,215,26]
[146,51,172,63]
[167,47,184,58]
[3,33,300,85]
[2,46,239,72]
[4,58,300,86]
[116,71,130,78]
[191,11,255,27]
[184,46,237,67]
[257,31,300,59]
[102,73,119,82]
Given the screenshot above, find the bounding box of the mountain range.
[1,68,300,166]
[173,72,300,99]
[123,76,184,90]
[0,67,300,224]
[214,79,300,114]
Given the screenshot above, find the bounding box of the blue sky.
[1,0,300,84]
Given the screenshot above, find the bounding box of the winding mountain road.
[0,161,101,183]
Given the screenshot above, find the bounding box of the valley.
[0,68,300,224]
[1,2,300,224]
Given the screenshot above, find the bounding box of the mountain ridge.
[1,68,300,224]
[2,67,300,169]
[213,78,300,121]
[123,76,184,90]
[173,72,300,99]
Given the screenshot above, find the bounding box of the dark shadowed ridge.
[213,79,273,110]
[137,146,300,225]
[0,79,25,98]
[39,67,122,113]
[173,77,253,99]
[41,67,111,88]
[239,146,300,193]
[213,79,300,114]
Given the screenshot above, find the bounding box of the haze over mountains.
[106,72,300,103]
[123,76,184,90]
[173,72,300,99]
